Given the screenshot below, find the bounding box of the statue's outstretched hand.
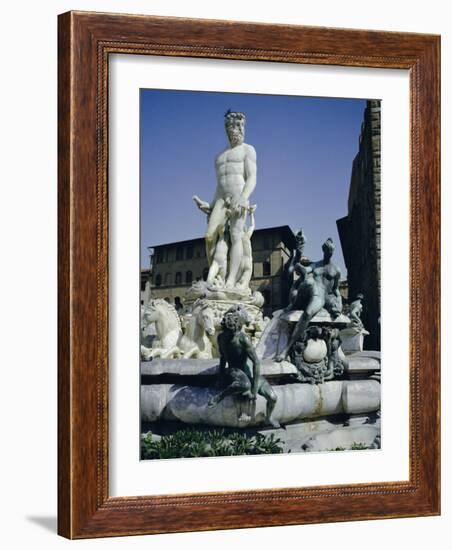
[192,195,211,214]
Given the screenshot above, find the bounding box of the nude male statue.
[193,110,257,288]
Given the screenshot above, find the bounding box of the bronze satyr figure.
[208,306,279,428]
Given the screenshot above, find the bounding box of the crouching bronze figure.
[208,305,279,428]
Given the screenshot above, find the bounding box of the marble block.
[340,326,369,353]
[255,309,288,359]
[281,309,350,326]
[300,424,380,452]
[342,379,381,414]
[257,414,380,453]
[141,358,298,379]
[345,351,380,374]
[141,379,380,427]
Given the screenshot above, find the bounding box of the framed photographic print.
[58,11,440,538]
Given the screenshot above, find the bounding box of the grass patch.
[141,428,284,459]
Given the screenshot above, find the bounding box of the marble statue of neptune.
[193,110,257,289]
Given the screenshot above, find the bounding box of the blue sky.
[140,89,367,277]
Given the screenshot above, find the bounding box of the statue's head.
[224,109,245,146]
[221,305,251,332]
[356,293,364,301]
[321,238,335,259]
[295,228,305,247]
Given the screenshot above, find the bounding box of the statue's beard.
[227,129,244,146]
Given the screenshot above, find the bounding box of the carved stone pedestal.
[256,308,350,383]
[183,281,268,352]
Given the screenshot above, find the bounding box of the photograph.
[139,89,382,460]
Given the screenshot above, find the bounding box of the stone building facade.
[336,100,381,350]
[144,226,296,318]
[140,269,151,305]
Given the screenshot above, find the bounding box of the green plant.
[350,442,371,450]
[141,428,283,459]
[328,442,372,452]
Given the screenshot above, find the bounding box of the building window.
[164,273,172,285]
[175,272,182,285]
[202,267,209,281]
[155,274,162,286]
[263,289,271,305]
[186,246,194,260]
[155,250,163,264]
[186,270,193,284]
[263,260,271,276]
[176,247,184,261]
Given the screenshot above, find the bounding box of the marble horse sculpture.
[177,300,216,358]
[141,299,216,360]
[141,300,181,360]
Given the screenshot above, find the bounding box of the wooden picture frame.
[58,11,440,539]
